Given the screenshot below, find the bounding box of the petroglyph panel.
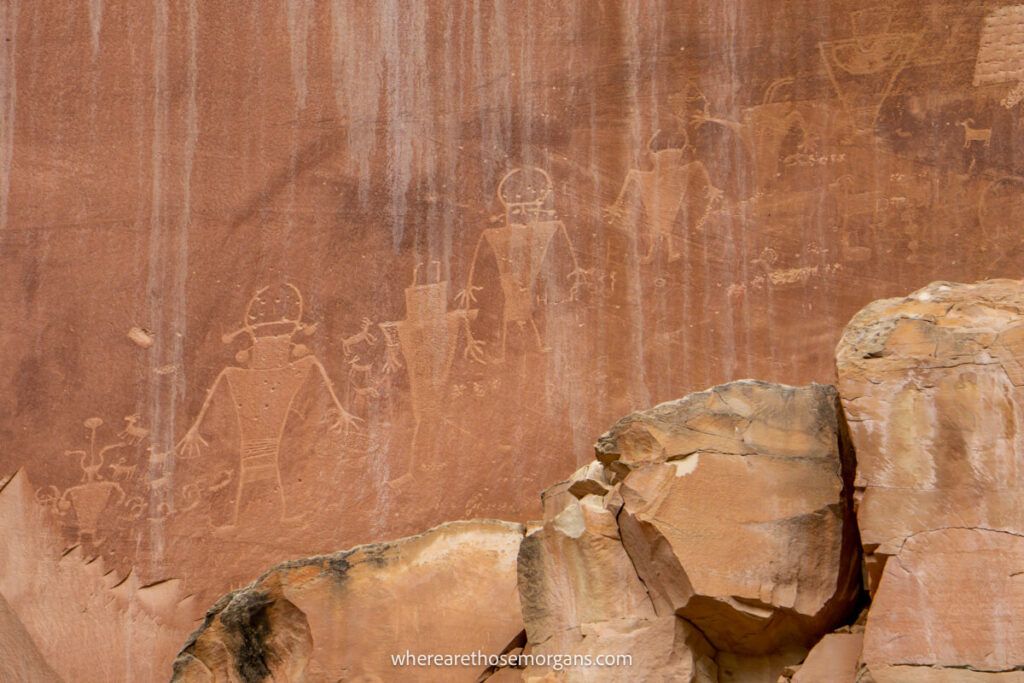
[1,0,1023,678]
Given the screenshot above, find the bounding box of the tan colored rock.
[836,280,1024,573]
[525,616,717,683]
[602,381,860,654]
[172,520,524,682]
[518,494,655,644]
[0,592,63,682]
[0,470,193,682]
[717,649,807,683]
[518,468,716,681]
[838,282,1024,679]
[790,633,862,683]
[861,527,1024,680]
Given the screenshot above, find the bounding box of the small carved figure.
[958,118,992,148]
[118,414,150,445]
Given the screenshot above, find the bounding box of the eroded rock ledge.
[169,280,1024,682]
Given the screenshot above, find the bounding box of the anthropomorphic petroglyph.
[460,167,588,361]
[384,262,481,481]
[819,9,920,129]
[176,283,360,526]
[38,418,131,542]
[605,131,723,264]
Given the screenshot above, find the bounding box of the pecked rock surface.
[837,279,1024,679]
[597,381,861,655]
[171,520,525,682]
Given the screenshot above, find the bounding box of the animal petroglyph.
[958,119,993,148]
[461,167,588,360]
[974,5,1024,108]
[175,283,360,526]
[606,132,722,264]
[118,414,150,445]
[819,9,920,128]
[342,317,378,356]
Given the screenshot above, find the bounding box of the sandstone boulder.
[786,632,862,683]
[836,280,1024,582]
[837,280,1024,679]
[172,520,524,682]
[518,463,716,681]
[0,592,62,682]
[861,527,1024,681]
[600,381,861,655]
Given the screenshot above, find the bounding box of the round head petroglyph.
[497,166,555,225]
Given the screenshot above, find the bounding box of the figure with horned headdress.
[176,283,359,526]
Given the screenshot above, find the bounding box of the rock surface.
[862,527,1024,680]
[513,380,861,682]
[838,279,1024,679]
[600,381,861,655]
[0,469,193,681]
[172,520,525,682]
[0,591,62,682]
[3,3,1024,674]
[787,632,863,683]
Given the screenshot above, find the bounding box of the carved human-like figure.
[177,283,359,526]
[605,130,722,264]
[459,167,588,361]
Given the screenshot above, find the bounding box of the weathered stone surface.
[524,616,718,683]
[861,527,1024,680]
[519,465,716,681]
[837,280,1024,679]
[518,492,655,645]
[0,591,62,682]
[837,280,1024,574]
[0,470,193,682]
[788,632,862,683]
[601,381,861,655]
[172,520,524,682]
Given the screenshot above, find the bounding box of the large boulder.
[517,465,717,682]
[172,520,524,682]
[836,280,1024,576]
[598,381,861,655]
[837,280,1024,679]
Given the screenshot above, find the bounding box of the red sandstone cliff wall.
[1,1,1022,677]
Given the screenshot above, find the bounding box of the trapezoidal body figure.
[605,130,722,265]
[177,283,359,527]
[459,166,586,362]
[382,262,480,484]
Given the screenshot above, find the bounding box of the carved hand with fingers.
[327,406,363,435]
[454,285,483,308]
[178,427,209,460]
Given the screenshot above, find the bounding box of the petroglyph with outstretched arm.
[176,283,360,526]
[460,167,588,361]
